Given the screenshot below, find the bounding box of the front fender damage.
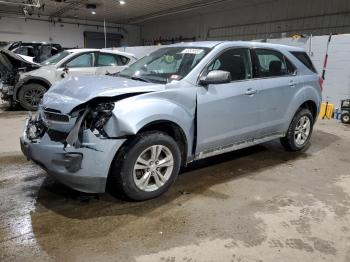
[66,107,90,148]
[64,93,147,149]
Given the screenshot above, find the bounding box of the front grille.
[47,129,69,142]
[44,111,69,122]
[43,107,61,113]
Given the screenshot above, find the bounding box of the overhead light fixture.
[119,0,125,5]
[86,3,97,14]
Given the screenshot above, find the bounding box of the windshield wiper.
[131,76,152,83]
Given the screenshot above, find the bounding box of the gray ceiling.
[0,0,266,24]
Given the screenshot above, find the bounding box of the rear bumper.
[20,121,126,193]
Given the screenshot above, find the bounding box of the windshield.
[41,51,71,65]
[119,47,211,84]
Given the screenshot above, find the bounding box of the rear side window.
[98,53,118,66]
[254,49,295,77]
[13,46,34,57]
[291,52,317,73]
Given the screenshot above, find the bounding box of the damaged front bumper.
[20,117,126,193]
[0,81,14,101]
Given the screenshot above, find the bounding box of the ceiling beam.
[128,0,235,24]
[49,0,86,18]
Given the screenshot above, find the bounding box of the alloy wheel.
[24,88,45,106]
[133,145,174,192]
[294,116,311,146]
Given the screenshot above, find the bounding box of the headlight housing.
[86,102,115,135]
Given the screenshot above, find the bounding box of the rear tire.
[18,83,47,111]
[280,108,314,151]
[341,112,350,124]
[110,131,181,201]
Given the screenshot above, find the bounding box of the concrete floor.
[0,102,350,262]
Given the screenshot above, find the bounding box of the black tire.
[280,108,314,151]
[341,112,350,124]
[18,83,47,111]
[110,131,181,201]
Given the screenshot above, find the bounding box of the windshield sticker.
[169,75,182,81]
[181,49,204,55]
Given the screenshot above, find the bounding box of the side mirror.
[199,70,231,85]
[61,66,69,78]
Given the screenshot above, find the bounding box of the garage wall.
[0,16,141,48]
[141,0,350,43]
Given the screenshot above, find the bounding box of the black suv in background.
[4,42,63,63]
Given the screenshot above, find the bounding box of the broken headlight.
[26,118,46,141]
[86,102,115,135]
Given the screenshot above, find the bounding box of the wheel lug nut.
[156,161,159,165]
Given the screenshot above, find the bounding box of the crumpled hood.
[20,65,56,79]
[42,75,164,114]
[0,49,40,76]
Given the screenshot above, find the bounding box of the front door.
[196,48,262,153]
[56,52,97,81]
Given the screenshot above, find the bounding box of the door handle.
[245,88,257,95]
[289,80,296,87]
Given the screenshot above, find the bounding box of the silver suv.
[20,41,322,201]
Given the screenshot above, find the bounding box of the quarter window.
[207,48,252,81]
[117,55,130,65]
[66,53,94,68]
[291,51,317,73]
[254,49,295,77]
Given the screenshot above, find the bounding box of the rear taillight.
[318,77,324,92]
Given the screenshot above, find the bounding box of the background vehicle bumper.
[20,129,126,193]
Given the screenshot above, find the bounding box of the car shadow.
[32,129,338,221]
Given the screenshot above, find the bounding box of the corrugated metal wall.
[141,0,350,42]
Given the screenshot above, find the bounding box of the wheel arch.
[14,77,51,101]
[299,100,318,121]
[137,120,189,167]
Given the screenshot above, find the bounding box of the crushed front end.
[20,103,126,193]
[0,72,17,102]
[0,49,40,104]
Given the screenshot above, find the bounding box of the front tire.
[18,83,47,111]
[280,108,314,151]
[110,131,181,201]
[341,112,350,124]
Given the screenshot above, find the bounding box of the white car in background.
[0,48,137,110]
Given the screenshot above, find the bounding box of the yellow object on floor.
[319,102,334,119]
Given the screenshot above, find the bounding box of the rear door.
[95,52,130,75]
[196,48,261,153]
[251,48,301,135]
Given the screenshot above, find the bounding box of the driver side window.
[207,48,252,81]
[66,52,95,68]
